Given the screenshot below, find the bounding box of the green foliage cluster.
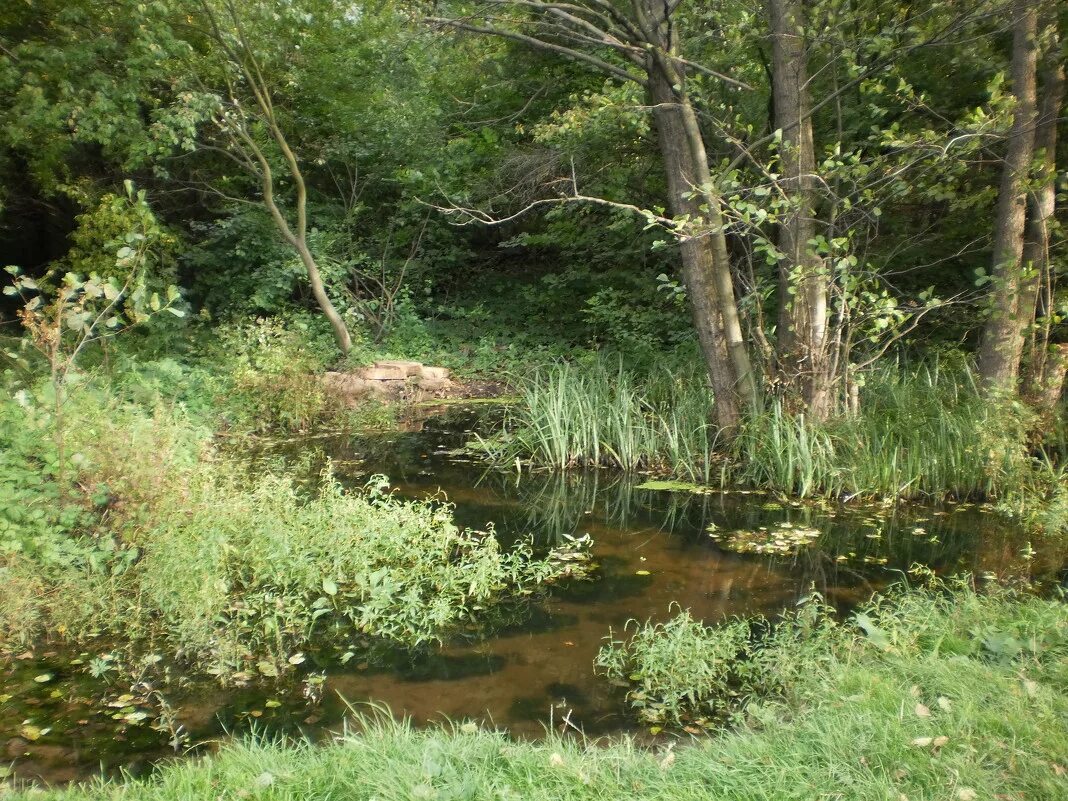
[597,577,1068,736]
[0,382,591,678]
[490,354,1063,507]
[20,579,1068,801]
[209,315,339,432]
[733,362,1039,500]
[478,357,718,479]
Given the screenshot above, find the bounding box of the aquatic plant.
[0,383,592,678]
[496,355,1056,503]
[490,357,718,481]
[595,577,1068,735]
[16,579,1068,801]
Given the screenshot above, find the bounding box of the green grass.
[15,580,1068,800]
[483,358,718,481]
[493,355,1056,502]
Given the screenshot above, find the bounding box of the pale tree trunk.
[1030,344,1068,420]
[769,0,832,419]
[1020,18,1065,411]
[643,1,756,429]
[977,0,1039,391]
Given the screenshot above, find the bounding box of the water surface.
[2,407,1064,783]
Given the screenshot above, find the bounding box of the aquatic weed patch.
[707,522,821,555]
[0,389,593,682]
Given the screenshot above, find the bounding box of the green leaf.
[855,613,892,650]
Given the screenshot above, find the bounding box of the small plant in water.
[708,522,822,555]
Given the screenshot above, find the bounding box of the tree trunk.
[1020,18,1065,403]
[648,69,743,429]
[1031,344,1068,420]
[296,240,353,355]
[977,0,1039,392]
[769,0,832,419]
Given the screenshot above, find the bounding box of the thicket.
[0,368,591,679]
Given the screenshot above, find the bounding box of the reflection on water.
[2,406,1065,784]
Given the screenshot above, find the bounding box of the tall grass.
[497,356,1049,501]
[734,363,1037,499]
[495,358,718,481]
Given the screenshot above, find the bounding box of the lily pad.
[634,480,714,495]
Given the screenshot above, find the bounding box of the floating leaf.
[257,661,279,678]
[634,480,713,495]
[33,673,54,683]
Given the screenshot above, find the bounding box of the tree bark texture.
[1020,18,1065,405]
[977,0,1039,391]
[769,0,832,419]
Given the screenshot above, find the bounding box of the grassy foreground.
[12,581,1068,800]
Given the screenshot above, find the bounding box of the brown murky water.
[2,407,1065,784]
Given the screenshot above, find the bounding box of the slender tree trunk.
[977,0,1039,391]
[648,69,742,429]
[1031,344,1068,420]
[1020,19,1065,408]
[769,0,832,419]
[296,241,353,355]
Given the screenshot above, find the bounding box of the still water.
[2,407,1064,783]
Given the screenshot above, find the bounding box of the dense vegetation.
[1,0,1067,796]
[17,580,1068,801]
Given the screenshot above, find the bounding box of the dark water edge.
[3,406,1065,785]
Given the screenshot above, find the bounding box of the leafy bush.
[595,611,754,728]
[210,316,340,432]
[594,595,837,729]
[0,385,592,677]
[596,577,1068,734]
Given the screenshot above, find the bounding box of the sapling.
[3,182,183,498]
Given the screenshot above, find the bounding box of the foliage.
[0,383,592,677]
[594,610,756,728]
[482,357,718,480]
[492,354,1061,503]
[597,577,1068,735]
[18,579,1068,801]
[209,315,339,432]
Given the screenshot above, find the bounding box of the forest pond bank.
[2,407,1065,785]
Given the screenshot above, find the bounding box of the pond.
[2,406,1065,784]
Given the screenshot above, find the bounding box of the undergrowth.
[15,578,1068,800]
[0,378,591,679]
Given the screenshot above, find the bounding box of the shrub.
[0,385,592,678]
